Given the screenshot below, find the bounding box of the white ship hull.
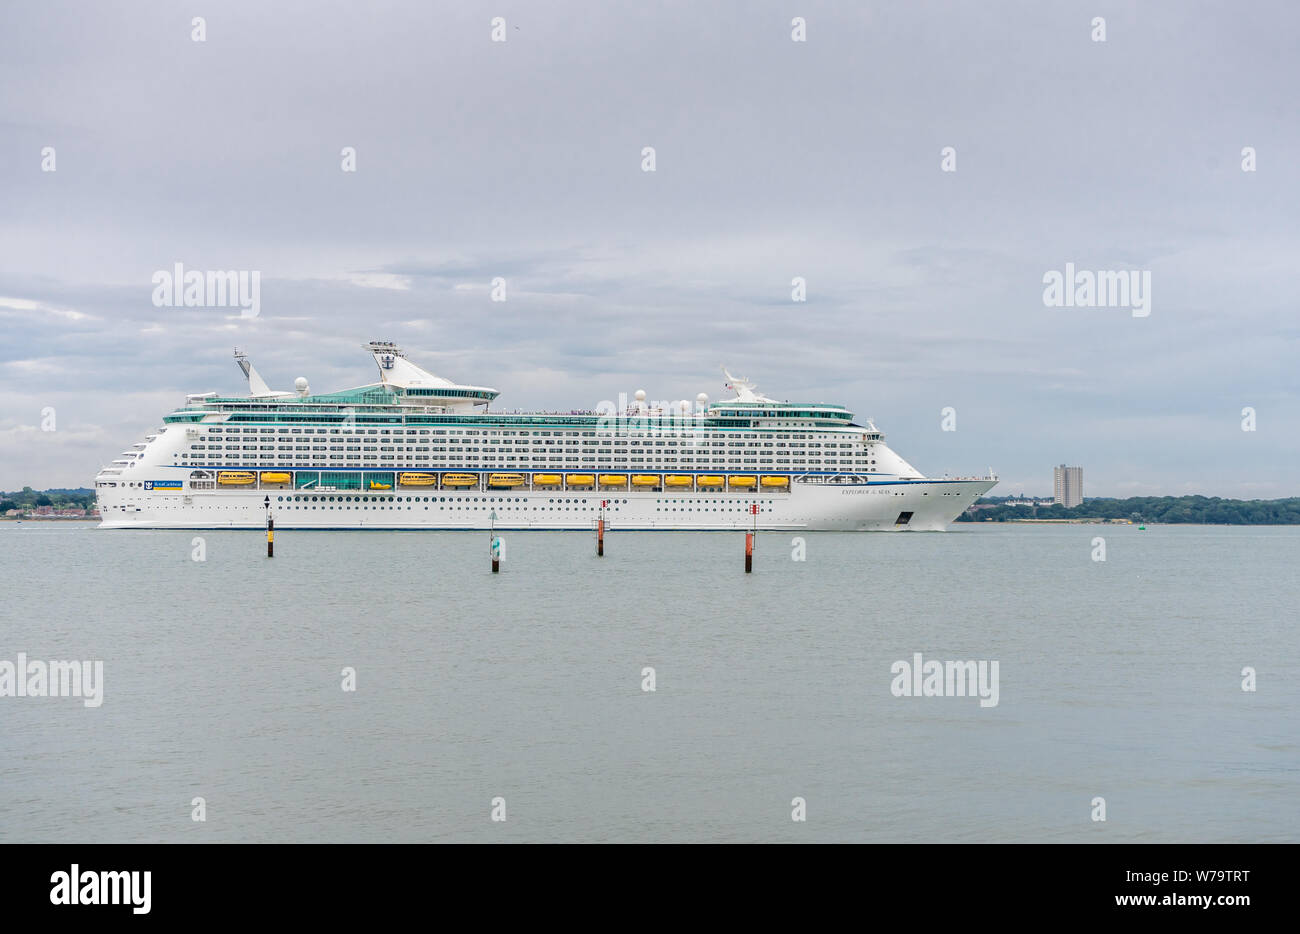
[93,344,998,531]
[96,478,995,531]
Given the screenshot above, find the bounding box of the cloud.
[0,1,1297,495]
[0,295,96,322]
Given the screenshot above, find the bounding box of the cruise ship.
[93,342,996,530]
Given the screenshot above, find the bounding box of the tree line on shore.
[0,487,96,514]
[959,495,1300,525]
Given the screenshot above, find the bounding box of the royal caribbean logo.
[143,480,182,491]
[380,354,395,369]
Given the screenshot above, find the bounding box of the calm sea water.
[1,521,1296,843]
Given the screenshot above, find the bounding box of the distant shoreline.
[960,494,1300,526]
[7,490,1300,528]
[2,516,98,521]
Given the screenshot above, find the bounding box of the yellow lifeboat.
[398,472,438,486]
[632,475,661,487]
[533,474,563,486]
[697,475,725,488]
[565,474,595,486]
[760,476,790,488]
[441,473,478,487]
[217,471,256,485]
[368,481,392,490]
[599,474,628,487]
[488,473,526,488]
[665,475,694,487]
[728,475,757,488]
[259,472,291,484]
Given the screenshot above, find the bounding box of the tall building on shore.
[1054,465,1083,507]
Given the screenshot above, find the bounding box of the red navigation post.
[745,502,757,573]
[597,500,607,556]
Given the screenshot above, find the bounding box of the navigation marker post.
[264,495,273,558]
[597,500,607,556]
[489,511,500,573]
[745,503,757,573]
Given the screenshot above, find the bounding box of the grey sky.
[1,1,1296,496]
